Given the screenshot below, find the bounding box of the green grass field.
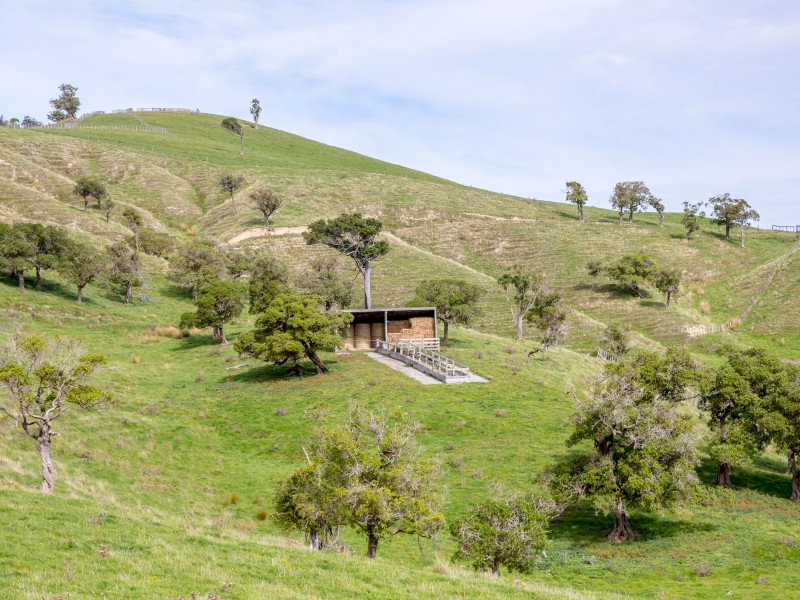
[1,112,800,598]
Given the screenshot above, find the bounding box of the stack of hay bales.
[354,323,372,350]
[409,317,435,339]
[387,319,411,344]
[370,322,384,347]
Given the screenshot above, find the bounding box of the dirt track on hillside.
[228,226,308,244]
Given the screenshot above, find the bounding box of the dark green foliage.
[179,279,246,344]
[709,194,760,246]
[605,253,657,297]
[170,241,226,298]
[0,223,38,289]
[21,116,42,128]
[301,256,355,311]
[218,172,245,213]
[700,346,786,487]
[526,289,568,350]
[681,202,705,240]
[497,266,547,340]
[565,181,588,222]
[234,292,351,375]
[450,490,560,576]
[47,83,80,122]
[412,279,484,344]
[600,323,630,362]
[72,177,107,212]
[648,197,665,226]
[248,256,290,313]
[654,269,681,309]
[304,213,390,309]
[0,334,112,492]
[609,181,655,222]
[762,362,800,500]
[17,223,70,291]
[586,260,603,291]
[57,241,105,303]
[220,118,245,156]
[98,196,114,222]
[136,229,174,258]
[552,351,700,542]
[122,208,143,252]
[107,241,143,304]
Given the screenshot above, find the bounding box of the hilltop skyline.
[3,0,798,225]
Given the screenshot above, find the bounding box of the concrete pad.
[366,352,442,385]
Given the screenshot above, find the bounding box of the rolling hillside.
[1,112,799,599]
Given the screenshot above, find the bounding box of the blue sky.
[3,0,799,225]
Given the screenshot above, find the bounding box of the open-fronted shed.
[342,307,438,350]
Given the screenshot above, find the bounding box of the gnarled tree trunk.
[309,529,323,550]
[36,266,42,291]
[607,503,637,542]
[716,461,733,487]
[307,351,329,375]
[38,438,54,494]
[792,471,800,502]
[124,282,132,305]
[578,203,584,222]
[77,285,85,304]
[16,271,25,289]
[219,326,228,345]
[491,556,500,577]
[443,321,450,344]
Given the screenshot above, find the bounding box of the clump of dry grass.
[178,222,199,235]
[699,300,711,314]
[140,326,204,343]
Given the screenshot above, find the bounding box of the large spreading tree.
[179,279,247,344]
[551,350,701,542]
[170,241,227,299]
[605,253,657,298]
[73,177,107,213]
[0,335,112,493]
[58,241,106,304]
[235,292,351,375]
[304,213,390,309]
[609,181,654,223]
[411,279,484,344]
[0,222,37,289]
[709,194,759,245]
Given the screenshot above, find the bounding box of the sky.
[2,0,799,226]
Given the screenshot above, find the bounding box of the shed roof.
[344,307,436,320]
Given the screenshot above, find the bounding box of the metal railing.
[396,337,440,351]
[772,225,800,232]
[374,339,469,378]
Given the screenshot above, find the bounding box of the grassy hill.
[1,112,800,598]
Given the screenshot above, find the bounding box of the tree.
[304,213,390,309]
[222,247,252,281]
[235,292,352,375]
[121,207,143,253]
[107,241,142,304]
[21,115,42,128]
[179,279,247,344]
[0,335,112,492]
[0,223,37,289]
[18,223,70,291]
[681,202,704,240]
[136,230,174,258]
[654,269,681,309]
[709,194,757,242]
[73,177,107,213]
[250,187,283,228]
[527,289,568,351]
[565,181,588,222]
[551,352,700,542]
[605,253,656,298]
[170,241,226,299]
[57,241,105,304]
[649,197,665,227]
[250,98,262,128]
[248,256,290,314]
[587,260,603,292]
[609,181,653,223]
[218,172,245,214]
[497,266,547,341]
[450,489,561,577]
[9,117,20,127]
[220,117,245,156]
[762,362,800,501]
[600,323,630,362]
[47,83,81,122]
[411,279,484,344]
[98,196,114,222]
[700,346,783,488]
[301,255,355,311]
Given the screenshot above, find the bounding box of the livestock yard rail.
[374,339,469,383]
[772,225,800,232]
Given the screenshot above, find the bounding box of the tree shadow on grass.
[697,456,791,499]
[159,282,190,301]
[552,501,717,545]
[226,358,343,383]
[639,299,664,309]
[0,273,81,303]
[173,334,222,350]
